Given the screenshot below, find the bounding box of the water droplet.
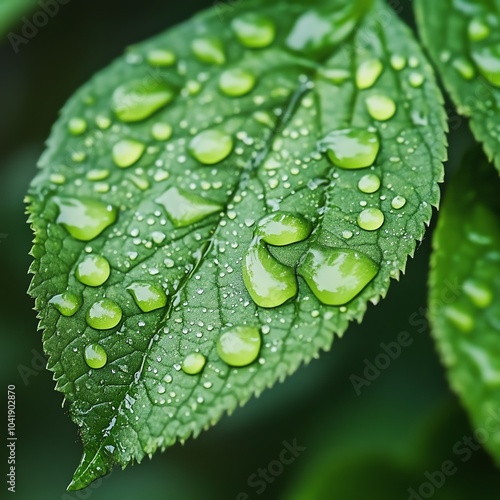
[191,37,225,65]
[463,279,493,309]
[409,72,425,87]
[358,174,381,194]
[112,139,145,168]
[391,195,406,210]
[231,13,275,48]
[365,95,397,121]
[189,129,233,165]
[76,254,111,287]
[86,169,110,181]
[468,16,490,42]
[155,187,222,228]
[471,43,500,86]
[319,68,351,84]
[357,208,385,231]
[84,343,107,369]
[216,325,261,367]
[453,57,475,80]
[298,246,379,306]
[86,299,122,330]
[342,230,353,239]
[147,48,176,67]
[49,292,81,316]
[356,59,383,90]
[444,305,474,333]
[95,115,111,130]
[242,240,297,308]
[151,122,173,141]
[255,212,312,246]
[390,54,406,71]
[112,79,176,122]
[68,117,87,136]
[323,128,380,170]
[50,174,66,185]
[53,197,118,241]
[219,68,256,97]
[181,353,206,375]
[127,282,167,312]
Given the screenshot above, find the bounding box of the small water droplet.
[155,187,222,228]
[468,16,490,42]
[342,230,353,239]
[86,169,110,181]
[151,122,173,141]
[462,279,493,309]
[358,174,381,194]
[391,195,406,210]
[357,208,385,231]
[49,174,66,185]
[219,68,256,97]
[365,95,397,121]
[231,13,275,48]
[242,240,297,308]
[356,59,383,90]
[113,139,145,168]
[191,37,226,64]
[298,246,379,306]
[147,48,176,67]
[181,353,206,375]
[390,54,406,71]
[112,79,176,122]
[49,292,81,316]
[216,325,261,367]
[84,343,107,369]
[255,212,312,246]
[53,197,118,241]
[471,43,500,86]
[322,128,380,170]
[86,299,122,330]
[189,129,233,165]
[444,305,474,333]
[68,117,87,136]
[409,72,425,87]
[453,57,475,80]
[127,282,167,312]
[76,254,111,287]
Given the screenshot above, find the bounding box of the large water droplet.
[471,43,500,86]
[468,16,490,42]
[219,68,256,97]
[189,129,233,165]
[191,37,226,65]
[356,59,383,90]
[54,197,118,241]
[49,292,81,316]
[365,95,397,121]
[358,174,381,194]
[76,255,111,287]
[86,299,122,330]
[323,128,380,170]
[298,246,379,306]
[181,353,206,375]
[242,240,297,308]
[216,326,261,367]
[127,282,167,312]
[155,187,222,228]
[462,279,493,309]
[68,117,87,136]
[231,13,275,48]
[357,208,385,231]
[147,49,176,67]
[112,79,176,122]
[113,139,145,168]
[255,212,312,246]
[84,343,108,369]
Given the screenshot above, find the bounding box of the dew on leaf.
[444,305,474,333]
[219,68,256,97]
[468,16,490,42]
[191,37,225,65]
[86,169,110,181]
[84,343,108,369]
[188,129,233,165]
[127,282,167,312]
[462,279,493,309]
[255,212,312,246]
[147,49,176,67]
[49,292,81,317]
[365,94,397,121]
[155,187,222,228]
[356,59,384,90]
[357,208,385,231]
[151,122,173,141]
[390,54,406,71]
[113,139,145,168]
[50,174,66,185]
[391,195,406,209]
[76,254,111,287]
[86,299,122,330]
[231,13,275,48]
[471,43,500,87]
[181,353,206,375]
[216,325,261,367]
[53,197,118,241]
[68,117,87,136]
[452,57,475,80]
[409,72,425,87]
[358,174,381,194]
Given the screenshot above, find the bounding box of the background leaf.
[27,0,446,489]
[415,0,500,171]
[0,0,40,40]
[429,149,500,465]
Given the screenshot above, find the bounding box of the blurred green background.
[1,0,499,499]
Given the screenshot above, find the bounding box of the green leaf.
[429,150,500,464]
[27,0,446,489]
[415,0,500,171]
